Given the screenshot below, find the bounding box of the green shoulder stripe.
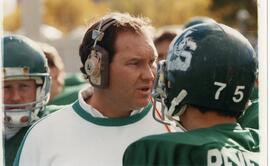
[72,100,151,126]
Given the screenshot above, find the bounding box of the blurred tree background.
[4,0,257,36]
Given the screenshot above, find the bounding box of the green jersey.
[123,123,260,166]
[249,86,258,102]
[5,127,30,166]
[4,105,65,166]
[64,73,86,86]
[48,73,87,105]
[238,100,259,129]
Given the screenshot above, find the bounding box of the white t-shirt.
[14,87,169,166]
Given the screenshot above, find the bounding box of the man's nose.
[10,89,23,102]
[142,65,156,81]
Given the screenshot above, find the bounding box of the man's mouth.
[5,106,27,110]
[137,86,152,95]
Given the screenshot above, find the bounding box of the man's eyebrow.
[124,56,143,61]
[122,52,156,61]
[127,57,142,61]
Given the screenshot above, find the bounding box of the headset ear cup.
[86,45,109,88]
[84,50,98,76]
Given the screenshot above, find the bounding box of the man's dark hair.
[190,104,243,118]
[154,31,177,45]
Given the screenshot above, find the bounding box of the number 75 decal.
[214,82,245,103]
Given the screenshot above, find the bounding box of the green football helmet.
[3,35,51,127]
[153,23,257,121]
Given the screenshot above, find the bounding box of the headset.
[84,18,117,88]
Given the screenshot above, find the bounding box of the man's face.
[106,31,157,110]
[4,79,37,106]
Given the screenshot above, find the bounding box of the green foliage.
[3,7,21,32]
[210,0,257,36]
[44,0,110,33]
[109,0,214,28]
[3,0,257,35]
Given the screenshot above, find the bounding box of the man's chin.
[134,98,151,109]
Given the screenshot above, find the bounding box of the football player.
[3,35,63,166]
[123,22,259,165]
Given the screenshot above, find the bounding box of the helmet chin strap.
[151,89,189,132]
[166,90,188,131]
[167,90,187,116]
[174,121,188,132]
[172,105,188,132]
[4,126,21,140]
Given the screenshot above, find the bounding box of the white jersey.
[14,88,169,166]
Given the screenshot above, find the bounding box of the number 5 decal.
[233,86,245,103]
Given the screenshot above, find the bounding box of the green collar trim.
[72,100,151,126]
[211,123,242,130]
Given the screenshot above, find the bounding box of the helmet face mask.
[4,76,51,128]
[153,23,257,120]
[153,60,188,120]
[4,99,45,128]
[3,35,51,128]
[152,60,168,102]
